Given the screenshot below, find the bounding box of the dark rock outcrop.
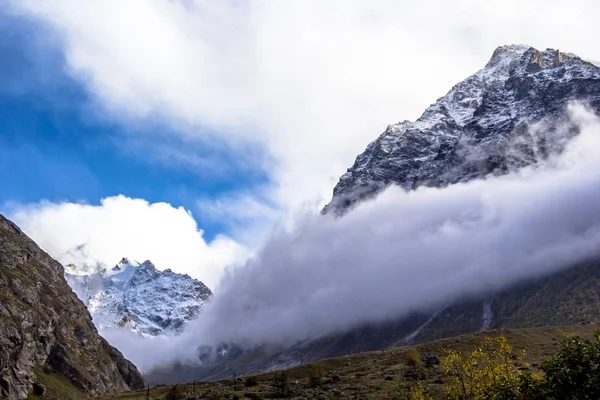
[0,214,146,399]
[31,382,45,396]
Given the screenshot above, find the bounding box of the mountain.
[314,44,600,353]
[0,214,145,400]
[65,258,212,336]
[149,44,600,383]
[324,44,600,213]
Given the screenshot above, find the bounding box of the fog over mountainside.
[113,102,600,373]
[24,45,598,377]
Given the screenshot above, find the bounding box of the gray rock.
[32,382,45,396]
[422,355,440,366]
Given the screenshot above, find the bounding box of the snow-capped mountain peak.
[325,45,600,213]
[65,258,212,336]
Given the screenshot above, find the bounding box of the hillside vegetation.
[91,322,600,400]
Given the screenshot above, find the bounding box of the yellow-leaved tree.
[441,335,525,399]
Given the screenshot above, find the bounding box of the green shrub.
[244,375,258,387]
[538,334,600,399]
[406,348,420,367]
[390,381,431,400]
[274,370,290,396]
[164,384,185,400]
[243,393,264,400]
[206,390,226,400]
[308,364,325,387]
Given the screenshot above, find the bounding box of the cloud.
[10,0,600,214]
[103,105,600,371]
[196,192,281,248]
[7,195,248,288]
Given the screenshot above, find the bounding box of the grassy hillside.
[91,322,600,400]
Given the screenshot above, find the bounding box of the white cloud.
[196,193,280,248]
[7,195,248,288]
[10,0,600,214]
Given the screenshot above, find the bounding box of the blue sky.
[0,13,268,240]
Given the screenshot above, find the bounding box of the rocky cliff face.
[65,258,212,336]
[325,45,600,213]
[0,214,145,400]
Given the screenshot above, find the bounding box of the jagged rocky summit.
[65,257,212,336]
[0,214,145,400]
[325,44,600,213]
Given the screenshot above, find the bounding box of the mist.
[105,103,600,372]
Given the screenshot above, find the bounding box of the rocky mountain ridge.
[325,44,600,213]
[0,214,145,400]
[65,258,212,336]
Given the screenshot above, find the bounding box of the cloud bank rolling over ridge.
[104,104,600,371]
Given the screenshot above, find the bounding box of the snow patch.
[480,301,493,331]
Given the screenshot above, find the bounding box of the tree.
[440,332,600,399]
[538,333,600,400]
[274,370,290,397]
[441,335,524,399]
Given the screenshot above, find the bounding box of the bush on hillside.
[406,348,420,367]
[164,384,185,400]
[308,364,325,387]
[274,370,290,397]
[244,375,258,387]
[441,332,600,399]
[441,335,523,399]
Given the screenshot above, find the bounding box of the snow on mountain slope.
[325,45,600,213]
[65,258,212,336]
